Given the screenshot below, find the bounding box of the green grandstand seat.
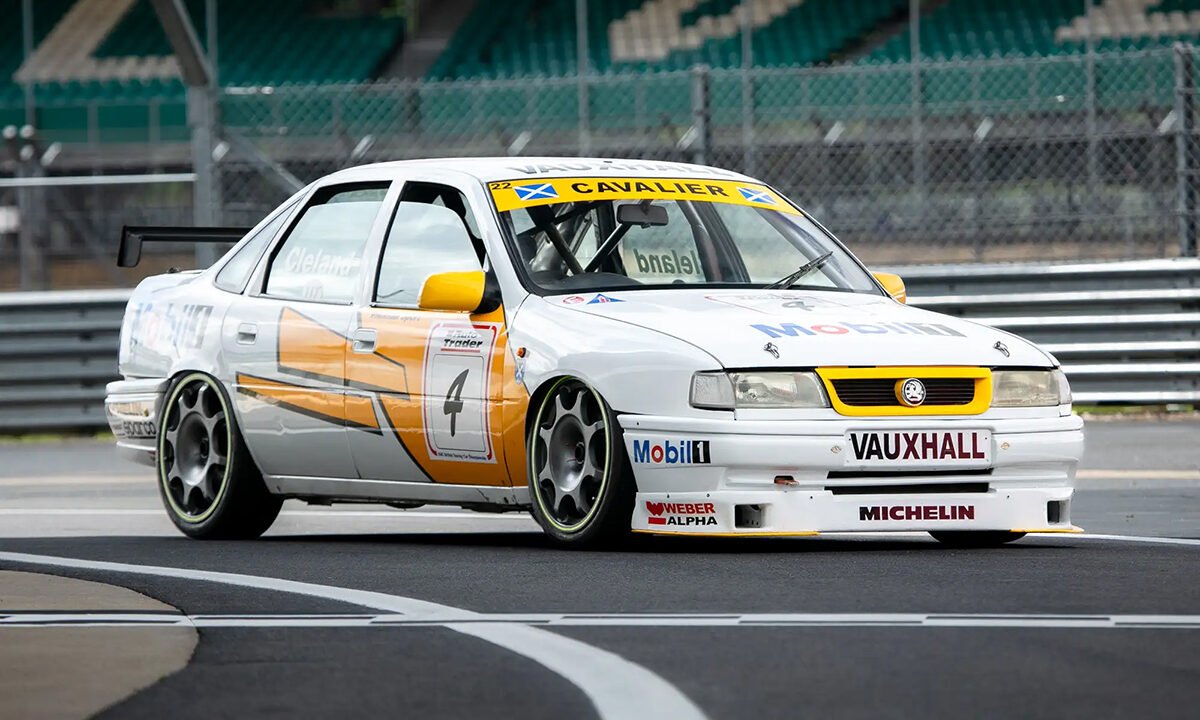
[0,0,403,141]
[429,0,909,80]
[862,0,1200,66]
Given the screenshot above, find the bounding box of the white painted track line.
[4,611,1200,630]
[0,509,533,519]
[1060,533,1200,547]
[0,551,706,720]
[1,511,1197,546]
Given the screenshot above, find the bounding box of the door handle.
[351,328,377,353]
[236,322,258,344]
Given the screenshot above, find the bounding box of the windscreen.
[488,177,880,295]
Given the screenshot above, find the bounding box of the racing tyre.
[528,377,635,548]
[929,531,1026,548]
[157,372,282,539]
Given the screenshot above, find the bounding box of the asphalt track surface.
[1,419,1198,719]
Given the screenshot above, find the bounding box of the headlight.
[991,369,1071,407]
[690,372,736,409]
[690,371,829,409]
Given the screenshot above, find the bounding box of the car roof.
[339,156,760,184]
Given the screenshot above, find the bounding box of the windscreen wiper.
[764,251,834,290]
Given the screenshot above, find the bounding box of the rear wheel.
[158,373,281,539]
[929,531,1026,548]
[528,377,634,548]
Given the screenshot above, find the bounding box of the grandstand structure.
[3,0,1200,289]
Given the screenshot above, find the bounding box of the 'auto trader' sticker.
[488,177,800,215]
[421,322,500,463]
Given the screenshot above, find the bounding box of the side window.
[618,201,705,283]
[214,206,292,293]
[263,184,388,304]
[374,184,484,306]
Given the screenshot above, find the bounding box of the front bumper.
[620,413,1083,536]
[104,378,168,467]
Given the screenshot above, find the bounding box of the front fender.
[511,300,725,418]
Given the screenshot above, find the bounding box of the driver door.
[346,181,515,487]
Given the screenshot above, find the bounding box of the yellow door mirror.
[873,272,906,303]
[418,270,486,313]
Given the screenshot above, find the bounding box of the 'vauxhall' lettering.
[850,431,987,461]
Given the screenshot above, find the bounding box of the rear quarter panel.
[120,273,237,383]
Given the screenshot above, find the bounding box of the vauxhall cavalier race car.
[106,157,1083,547]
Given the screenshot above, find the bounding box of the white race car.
[106,157,1083,547]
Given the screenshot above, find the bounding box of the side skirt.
[263,475,530,511]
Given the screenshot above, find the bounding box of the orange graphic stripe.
[278,307,411,395]
[278,307,348,385]
[345,349,411,396]
[236,372,379,431]
[345,393,381,430]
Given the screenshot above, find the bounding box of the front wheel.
[158,373,282,539]
[527,377,635,548]
[930,531,1026,548]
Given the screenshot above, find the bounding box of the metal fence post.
[910,0,926,211]
[576,0,591,155]
[151,0,220,265]
[1175,43,1197,257]
[740,0,754,175]
[189,86,222,265]
[691,64,711,166]
[1085,1,1099,241]
[14,155,35,291]
[21,0,34,128]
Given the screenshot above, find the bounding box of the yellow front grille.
[816,366,992,416]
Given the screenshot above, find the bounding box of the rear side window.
[214,207,292,293]
[263,184,389,304]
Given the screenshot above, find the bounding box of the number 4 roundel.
[443,368,468,436]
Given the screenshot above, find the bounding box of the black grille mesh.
[830,378,976,407]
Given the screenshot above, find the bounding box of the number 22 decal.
[443,369,468,437]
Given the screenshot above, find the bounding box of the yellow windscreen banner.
[487,177,800,215]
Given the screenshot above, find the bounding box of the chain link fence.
[4,46,1200,289]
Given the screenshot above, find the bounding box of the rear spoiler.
[117,225,252,268]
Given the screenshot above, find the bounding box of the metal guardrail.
[898,258,1200,404]
[0,259,1196,431]
[0,289,129,431]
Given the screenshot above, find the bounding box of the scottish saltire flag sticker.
[588,293,624,304]
[489,177,799,214]
[738,186,775,205]
[514,183,559,201]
